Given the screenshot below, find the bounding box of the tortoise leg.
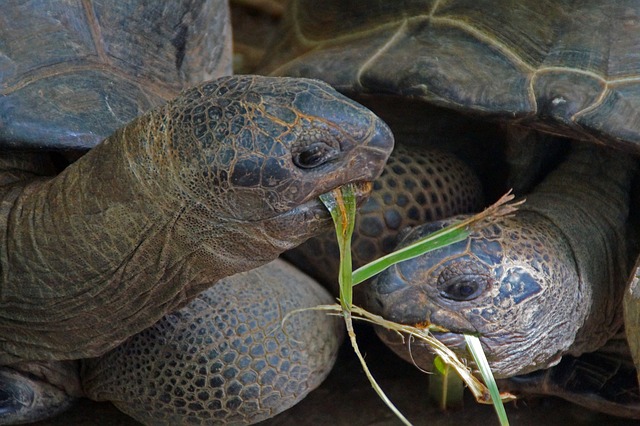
[82,259,342,425]
[0,361,81,424]
[501,346,640,419]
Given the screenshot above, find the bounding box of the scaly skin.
[368,142,636,378]
[82,259,342,425]
[499,334,640,419]
[0,75,393,364]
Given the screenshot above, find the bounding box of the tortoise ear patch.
[499,268,543,304]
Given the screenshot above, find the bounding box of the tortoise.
[0,1,394,424]
[260,0,640,419]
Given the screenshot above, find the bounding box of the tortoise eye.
[293,142,338,169]
[438,276,484,301]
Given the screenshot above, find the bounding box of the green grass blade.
[465,335,509,426]
[322,184,412,424]
[320,187,357,311]
[352,225,468,285]
[429,356,464,411]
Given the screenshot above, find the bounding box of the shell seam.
[356,20,409,91]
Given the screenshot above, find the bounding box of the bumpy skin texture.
[285,144,483,295]
[264,0,640,154]
[499,336,640,419]
[82,259,342,425]
[0,75,393,364]
[368,143,636,378]
[0,0,232,150]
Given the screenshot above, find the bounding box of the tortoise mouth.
[431,331,468,350]
[269,179,375,225]
[312,179,374,215]
[376,326,468,352]
[375,326,469,370]
[334,180,374,205]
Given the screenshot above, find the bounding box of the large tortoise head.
[143,76,393,223]
[367,213,581,378]
[0,75,394,364]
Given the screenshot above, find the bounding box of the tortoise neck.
[522,142,636,355]
[0,113,227,362]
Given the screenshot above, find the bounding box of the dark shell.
[263,0,640,153]
[0,0,231,150]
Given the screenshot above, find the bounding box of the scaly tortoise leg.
[82,259,342,425]
[0,361,81,424]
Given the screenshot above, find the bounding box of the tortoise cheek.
[229,158,263,187]
[499,268,543,304]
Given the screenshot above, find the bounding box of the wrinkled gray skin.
[367,142,636,378]
[0,75,393,424]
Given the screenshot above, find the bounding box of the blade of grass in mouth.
[319,185,519,425]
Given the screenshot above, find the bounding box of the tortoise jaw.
[374,325,504,376]
[268,179,374,230]
[374,326,469,371]
[315,179,375,217]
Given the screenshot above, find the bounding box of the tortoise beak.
[367,116,396,150]
[374,326,469,370]
[311,114,393,210]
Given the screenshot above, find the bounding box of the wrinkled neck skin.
[519,142,635,359]
[0,113,324,364]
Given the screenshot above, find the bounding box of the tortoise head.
[365,211,585,378]
[128,75,393,248]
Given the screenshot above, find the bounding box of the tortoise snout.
[367,117,394,151]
